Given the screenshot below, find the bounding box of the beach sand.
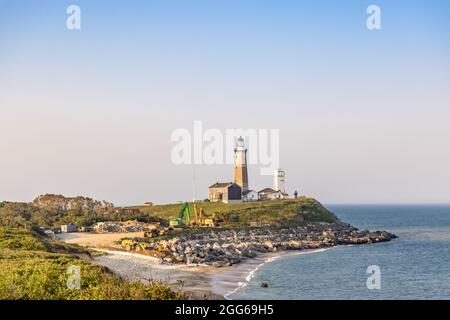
[93,250,223,299]
[56,232,328,299]
[56,232,225,299]
[92,249,292,300]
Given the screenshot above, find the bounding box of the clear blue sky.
[1,1,450,205]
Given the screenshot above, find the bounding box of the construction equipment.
[170,202,191,227]
[121,239,147,251]
[142,223,161,238]
[193,203,215,227]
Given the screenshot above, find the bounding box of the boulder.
[263,241,274,249]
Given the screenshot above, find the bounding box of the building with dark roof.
[208,182,242,204]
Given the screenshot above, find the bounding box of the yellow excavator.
[193,203,215,227]
[169,202,215,228]
[121,239,147,251]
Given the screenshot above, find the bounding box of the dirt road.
[56,232,143,250]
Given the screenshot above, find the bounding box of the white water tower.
[274,169,286,193]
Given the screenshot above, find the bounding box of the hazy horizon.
[1,0,450,206]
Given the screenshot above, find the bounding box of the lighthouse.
[234,136,249,192]
[274,168,286,193]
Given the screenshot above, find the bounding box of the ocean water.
[228,205,450,300]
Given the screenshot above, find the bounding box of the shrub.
[0,228,184,300]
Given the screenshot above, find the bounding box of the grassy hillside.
[0,196,338,230]
[0,228,184,300]
[0,197,338,299]
[130,198,338,228]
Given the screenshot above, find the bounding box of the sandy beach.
[56,232,288,299]
[92,247,333,299]
[93,250,223,299]
[91,248,296,300]
[56,230,348,300]
[53,209,397,300]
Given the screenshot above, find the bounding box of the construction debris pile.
[121,222,397,267]
[91,221,158,233]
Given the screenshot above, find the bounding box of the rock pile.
[91,221,157,233]
[127,222,397,267]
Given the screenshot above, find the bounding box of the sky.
[1,0,450,205]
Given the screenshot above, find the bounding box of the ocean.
[224,205,450,300]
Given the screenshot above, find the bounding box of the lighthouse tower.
[234,136,249,192]
[274,169,286,193]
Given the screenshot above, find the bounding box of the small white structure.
[242,190,258,202]
[61,223,77,233]
[274,169,286,193]
[258,188,282,201]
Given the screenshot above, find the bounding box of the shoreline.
[92,250,223,299]
[56,224,397,299]
[211,247,333,300]
[91,246,334,300]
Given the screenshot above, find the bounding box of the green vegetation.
[131,198,338,228]
[0,196,337,231]
[0,199,161,230]
[0,195,338,299]
[0,228,48,251]
[0,227,184,300]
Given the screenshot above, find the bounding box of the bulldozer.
[169,202,191,227]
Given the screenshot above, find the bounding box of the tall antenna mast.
[192,164,196,202]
